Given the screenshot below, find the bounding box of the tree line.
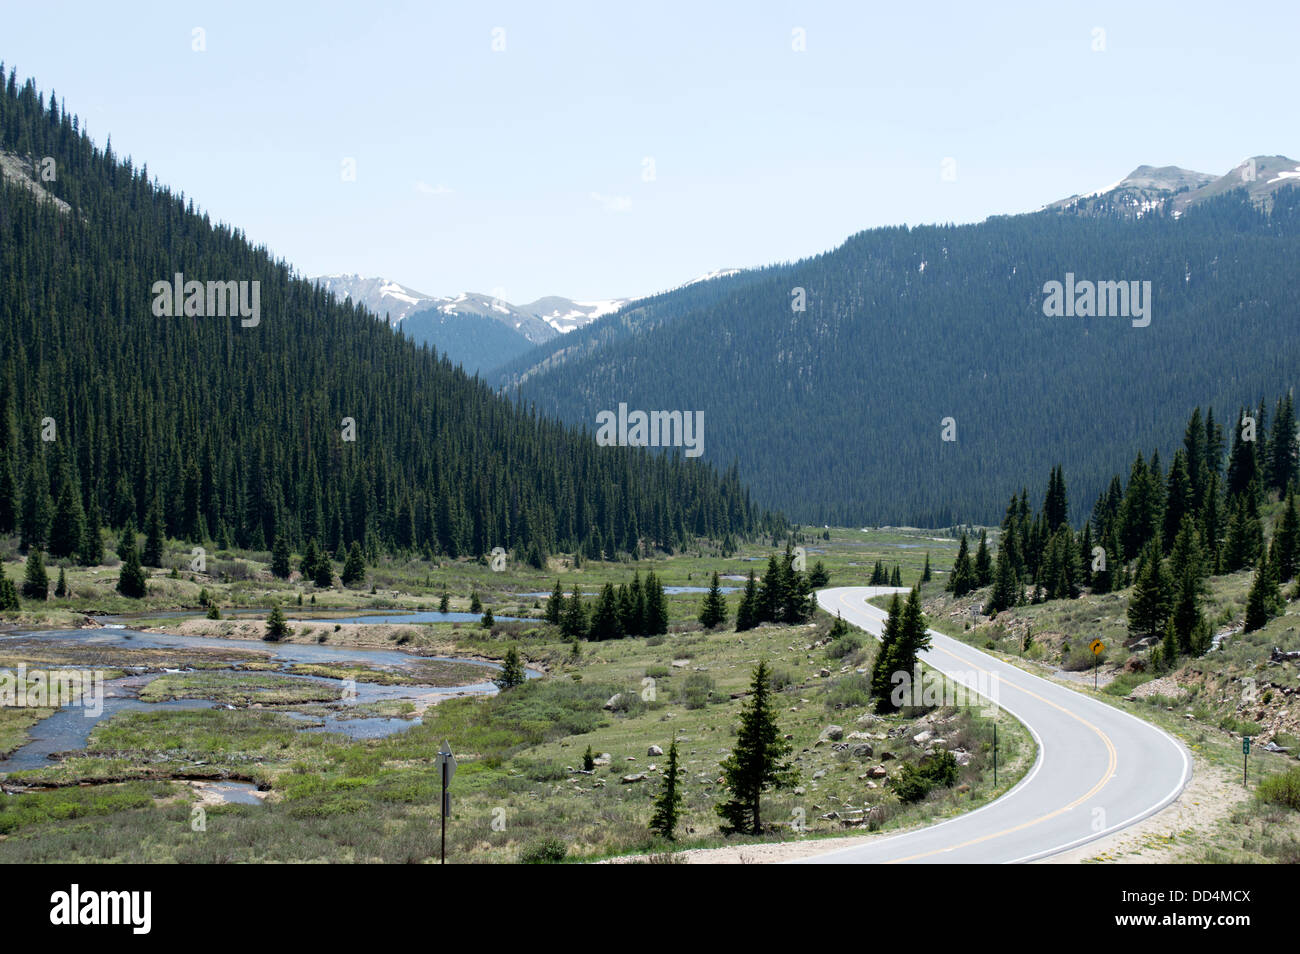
[0,66,783,602]
[947,392,1300,666]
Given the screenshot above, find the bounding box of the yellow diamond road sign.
[1090,639,1105,655]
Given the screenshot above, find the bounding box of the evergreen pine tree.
[78,497,103,566]
[54,566,67,598]
[985,545,1019,616]
[591,582,624,639]
[735,569,760,632]
[715,661,795,835]
[644,571,669,635]
[270,533,292,579]
[1244,554,1282,632]
[757,555,785,622]
[870,594,903,710]
[116,530,147,599]
[312,549,334,587]
[545,579,564,625]
[439,591,450,613]
[341,540,366,586]
[921,552,932,583]
[948,533,974,595]
[649,739,684,840]
[481,606,494,629]
[49,476,85,559]
[142,504,165,567]
[1127,542,1171,641]
[699,571,728,629]
[0,570,19,611]
[890,586,931,698]
[300,537,322,582]
[265,605,289,641]
[22,548,48,600]
[495,645,526,690]
[0,453,16,535]
[974,530,993,586]
[561,585,587,640]
[1274,493,1300,583]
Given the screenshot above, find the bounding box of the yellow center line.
[835,591,1119,863]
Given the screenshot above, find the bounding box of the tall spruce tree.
[974,530,993,586]
[0,569,19,611]
[870,594,904,711]
[545,579,564,625]
[649,739,684,840]
[561,585,587,640]
[735,570,760,632]
[699,571,729,629]
[341,541,366,586]
[270,533,292,579]
[21,547,48,600]
[1127,541,1171,641]
[948,533,975,596]
[142,504,165,568]
[716,661,796,835]
[591,582,624,640]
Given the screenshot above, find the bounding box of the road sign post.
[1242,735,1251,786]
[437,740,456,863]
[1090,639,1105,691]
[992,721,997,787]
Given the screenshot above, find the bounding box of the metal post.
[441,758,448,864]
[993,722,998,787]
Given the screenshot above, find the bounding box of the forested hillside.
[399,306,534,378]
[507,187,1300,526]
[948,391,1299,668]
[0,68,781,565]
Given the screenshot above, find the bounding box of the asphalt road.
[796,586,1191,864]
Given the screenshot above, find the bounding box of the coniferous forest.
[504,183,1300,527]
[950,392,1299,666]
[0,68,782,566]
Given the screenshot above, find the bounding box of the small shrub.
[1256,768,1300,812]
[519,837,568,864]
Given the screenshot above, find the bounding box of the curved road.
[797,587,1190,864]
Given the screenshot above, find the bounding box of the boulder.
[822,724,845,741]
[620,773,647,784]
[648,744,664,756]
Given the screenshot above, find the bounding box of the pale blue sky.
[6,1,1298,302]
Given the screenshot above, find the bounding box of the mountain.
[507,168,1300,527]
[311,274,631,374]
[311,275,441,324]
[0,67,780,560]
[1045,156,1300,218]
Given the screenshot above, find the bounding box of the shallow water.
[0,619,538,774]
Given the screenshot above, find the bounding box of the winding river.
[0,610,540,776]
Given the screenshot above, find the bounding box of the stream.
[0,610,540,783]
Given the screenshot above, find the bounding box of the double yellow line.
[837,591,1119,863]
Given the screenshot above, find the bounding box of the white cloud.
[416,181,455,195]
